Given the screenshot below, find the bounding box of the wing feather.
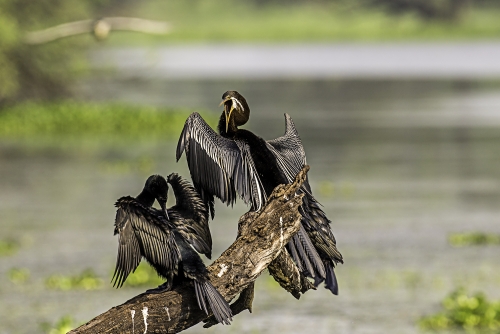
[234,140,266,211]
[176,112,266,213]
[266,113,311,193]
[112,206,179,287]
[112,207,141,288]
[267,114,343,267]
[133,212,179,274]
[177,113,240,207]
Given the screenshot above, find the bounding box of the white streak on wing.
[255,175,263,211]
[280,217,284,248]
[131,310,136,334]
[164,307,171,321]
[142,307,148,333]
[217,263,229,277]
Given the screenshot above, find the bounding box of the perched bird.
[112,174,231,325]
[176,91,343,295]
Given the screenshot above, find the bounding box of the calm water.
[90,43,500,79]
[2,78,500,333]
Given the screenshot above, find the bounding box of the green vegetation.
[0,239,19,256]
[43,264,165,290]
[0,101,209,139]
[8,268,30,284]
[45,269,103,291]
[0,0,119,103]
[449,232,500,247]
[419,288,500,333]
[112,0,500,43]
[121,261,164,288]
[1,0,499,104]
[318,180,355,199]
[40,315,78,334]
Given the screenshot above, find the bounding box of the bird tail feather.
[194,280,232,325]
[324,261,339,295]
[291,225,326,280]
[287,236,304,273]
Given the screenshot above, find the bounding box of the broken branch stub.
[69,165,311,334]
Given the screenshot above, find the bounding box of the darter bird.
[176,90,343,296]
[111,174,231,325]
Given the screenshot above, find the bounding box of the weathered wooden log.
[70,166,311,334]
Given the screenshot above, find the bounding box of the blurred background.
[1,0,500,333]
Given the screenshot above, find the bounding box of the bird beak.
[159,201,169,220]
[218,95,232,107]
[219,97,235,133]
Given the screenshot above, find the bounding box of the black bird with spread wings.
[112,174,231,325]
[176,90,343,295]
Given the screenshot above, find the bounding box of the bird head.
[92,19,111,41]
[144,174,169,220]
[219,91,250,132]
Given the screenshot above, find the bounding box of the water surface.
[2,78,500,333]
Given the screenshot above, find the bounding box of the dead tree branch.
[70,166,311,334]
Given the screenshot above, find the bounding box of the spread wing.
[167,173,212,258]
[267,114,343,264]
[266,113,312,194]
[176,112,266,217]
[112,206,179,288]
[167,207,213,260]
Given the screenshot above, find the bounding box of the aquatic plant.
[449,232,500,247]
[121,261,164,288]
[0,239,19,256]
[8,268,30,284]
[45,269,103,291]
[0,102,213,139]
[419,287,500,333]
[40,315,78,334]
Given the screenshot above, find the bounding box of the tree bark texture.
[70,166,311,334]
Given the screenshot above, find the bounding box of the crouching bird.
[111,174,232,325]
[177,90,343,295]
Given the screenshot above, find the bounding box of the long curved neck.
[217,112,238,137]
[136,189,155,207]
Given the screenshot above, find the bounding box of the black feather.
[176,97,343,295]
[324,261,339,295]
[112,175,231,324]
[194,281,232,325]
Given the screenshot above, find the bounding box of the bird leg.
[146,273,174,293]
[202,281,255,328]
